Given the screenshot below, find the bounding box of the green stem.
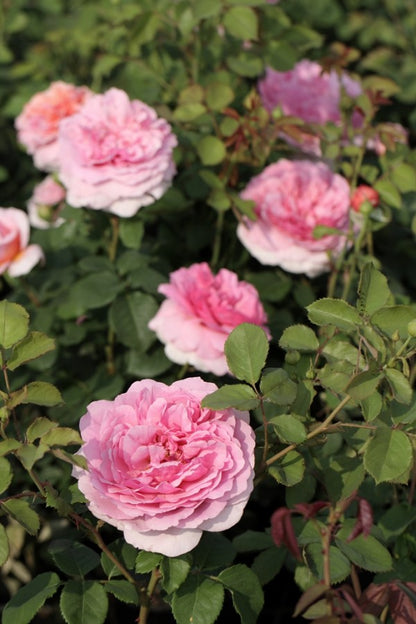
[210,211,224,270]
[108,216,119,263]
[28,469,47,497]
[138,568,162,624]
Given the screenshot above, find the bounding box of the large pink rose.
[15,81,92,171]
[57,88,177,217]
[237,159,351,277]
[148,262,269,376]
[0,208,43,277]
[258,60,362,154]
[73,377,255,557]
[27,176,66,229]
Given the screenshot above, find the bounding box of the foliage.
[1,1,416,624]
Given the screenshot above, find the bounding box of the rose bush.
[148,262,269,376]
[237,159,351,277]
[57,88,177,217]
[27,176,66,229]
[15,81,92,171]
[73,377,255,557]
[0,208,43,277]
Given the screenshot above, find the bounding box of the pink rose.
[15,81,92,171]
[27,176,66,229]
[258,60,362,155]
[73,377,255,557]
[148,262,269,376]
[237,159,351,277]
[0,208,43,277]
[57,88,177,218]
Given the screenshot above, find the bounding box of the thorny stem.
[264,394,352,468]
[138,568,162,624]
[28,469,47,497]
[259,397,269,466]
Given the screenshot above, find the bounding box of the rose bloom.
[258,60,362,155]
[15,81,92,171]
[73,377,255,557]
[351,185,379,213]
[57,88,177,218]
[0,208,43,277]
[27,176,66,229]
[237,159,351,277]
[148,262,269,376]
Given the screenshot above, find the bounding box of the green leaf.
[104,580,138,605]
[270,414,307,444]
[224,323,269,384]
[0,523,9,566]
[60,580,108,624]
[0,438,20,456]
[101,541,137,579]
[384,368,412,404]
[16,443,48,470]
[0,456,12,494]
[1,499,40,535]
[374,179,402,209]
[119,219,144,250]
[233,531,274,553]
[20,381,63,407]
[335,525,393,572]
[304,544,351,584]
[207,189,231,212]
[391,162,416,193]
[193,0,222,19]
[346,371,383,401]
[223,6,258,40]
[201,384,259,411]
[364,428,413,484]
[135,551,163,574]
[27,417,58,443]
[42,427,82,447]
[218,564,264,624]
[2,572,60,624]
[197,136,226,166]
[71,271,123,311]
[371,305,416,339]
[206,83,234,111]
[324,456,365,502]
[172,575,224,624]
[358,264,391,316]
[110,292,158,351]
[307,298,360,332]
[279,325,318,352]
[173,103,207,122]
[268,450,305,486]
[160,554,192,594]
[7,332,55,371]
[193,533,236,571]
[378,503,416,543]
[49,540,100,577]
[251,547,286,586]
[260,369,297,405]
[361,393,383,422]
[0,301,29,348]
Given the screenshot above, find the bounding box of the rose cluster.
[16,83,177,218]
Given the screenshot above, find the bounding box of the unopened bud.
[285,350,300,365]
[407,319,416,337]
[351,185,379,213]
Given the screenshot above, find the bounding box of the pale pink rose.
[258,60,362,155]
[0,208,43,277]
[73,377,255,557]
[237,159,351,277]
[148,262,269,376]
[57,88,177,218]
[27,176,66,229]
[15,81,92,171]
